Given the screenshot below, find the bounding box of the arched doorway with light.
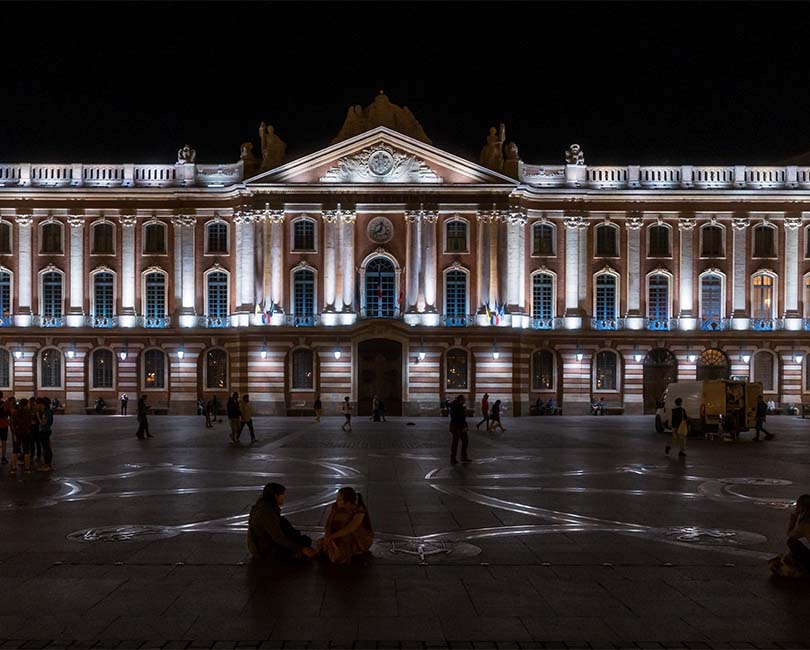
[643,348,678,414]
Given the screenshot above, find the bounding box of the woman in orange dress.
[318,487,373,564]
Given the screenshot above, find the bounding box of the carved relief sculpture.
[331,91,432,144]
[320,144,442,183]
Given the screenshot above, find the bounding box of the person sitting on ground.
[248,482,317,560]
[317,486,374,564]
[94,397,107,414]
[547,397,559,415]
[769,494,810,578]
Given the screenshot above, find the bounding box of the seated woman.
[317,487,373,564]
[248,483,316,560]
[769,494,810,578]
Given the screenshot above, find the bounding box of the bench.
[287,402,316,417]
[84,407,117,415]
[530,405,563,416]
[591,403,624,415]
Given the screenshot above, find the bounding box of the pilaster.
[677,216,697,330]
[119,214,137,327]
[731,215,750,329]
[784,216,802,330]
[14,213,33,326]
[624,214,643,329]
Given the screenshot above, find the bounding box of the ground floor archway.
[697,348,730,381]
[357,338,403,416]
[643,348,678,414]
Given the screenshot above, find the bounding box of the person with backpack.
[665,397,688,457]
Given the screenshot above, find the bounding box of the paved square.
[1,414,809,649]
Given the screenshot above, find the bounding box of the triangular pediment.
[244,126,517,186]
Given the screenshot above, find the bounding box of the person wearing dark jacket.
[449,395,471,465]
[754,395,774,441]
[226,392,241,443]
[136,395,152,439]
[247,483,316,560]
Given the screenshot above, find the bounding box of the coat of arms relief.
[320,144,443,183]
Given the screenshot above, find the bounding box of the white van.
[655,379,762,435]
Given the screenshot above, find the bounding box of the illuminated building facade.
[1,95,808,415]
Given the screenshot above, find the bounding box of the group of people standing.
[474,393,505,433]
[248,483,373,564]
[0,392,55,474]
[226,392,256,444]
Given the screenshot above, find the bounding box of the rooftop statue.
[259,122,287,170]
[566,143,585,165]
[332,91,432,145]
[176,144,196,164]
[479,124,506,173]
[503,140,521,179]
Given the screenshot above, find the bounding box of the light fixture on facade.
[14,346,23,360]
[491,341,500,360]
[177,346,185,360]
[795,352,804,364]
[119,349,128,362]
[575,348,584,362]
[66,343,76,360]
[633,348,644,363]
[687,350,698,364]
[741,352,751,364]
[334,349,341,360]
[418,350,426,362]
[260,342,268,359]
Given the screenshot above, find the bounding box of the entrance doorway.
[357,338,403,416]
[697,348,730,381]
[643,348,678,414]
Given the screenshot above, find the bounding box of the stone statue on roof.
[566,143,585,165]
[259,122,287,170]
[479,124,506,173]
[332,91,432,144]
[176,144,196,164]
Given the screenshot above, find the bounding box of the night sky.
[3,2,810,167]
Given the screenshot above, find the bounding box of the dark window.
[595,224,618,257]
[41,222,62,254]
[94,272,114,318]
[42,271,62,318]
[293,219,315,251]
[533,223,554,256]
[291,349,314,389]
[595,351,617,391]
[143,349,165,389]
[293,269,315,315]
[701,225,723,257]
[445,270,467,319]
[0,222,10,254]
[41,348,61,388]
[753,352,774,392]
[532,350,554,390]
[206,349,227,389]
[144,223,166,254]
[92,222,114,254]
[207,222,228,253]
[92,349,113,388]
[445,221,467,252]
[648,225,671,257]
[532,273,554,320]
[207,272,228,318]
[0,348,9,388]
[753,225,776,258]
[0,271,10,316]
[446,348,468,390]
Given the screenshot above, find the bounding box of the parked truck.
[655,379,763,435]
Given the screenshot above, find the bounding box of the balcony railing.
[751,318,783,331]
[139,315,171,328]
[33,315,63,327]
[590,317,624,331]
[286,314,320,327]
[645,317,677,331]
[88,315,117,328]
[530,317,561,330]
[442,315,474,327]
[701,317,729,331]
[0,315,12,327]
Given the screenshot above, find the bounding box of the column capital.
[120,214,137,228]
[171,215,196,228]
[505,207,528,226]
[678,217,696,231]
[340,210,356,224]
[564,214,586,229]
[323,210,340,223]
[785,216,802,230]
[404,211,421,224]
[731,216,750,231]
[15,213,33,227]
[66,214,85,228]
[262,208,285,223]
[625,216,643,230]
[234,209,259,224]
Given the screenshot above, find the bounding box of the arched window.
[0,221,11,254]
[445,220,468,253]
[446,348,468,390]
[701,224,724,257]
[144,271,166,319]
[444,269,467,325]
[143,222,166,254]
[532,350,555,390]
[41,221,63,254]
[0,270,11,317]
[805,275,810,318]
[648,224,671,257]
[697,348,730,381]
[532,222,555,256]
[291,348,314,389]
[41,271,63,318]
[0,348,10,388]
[594,350,618,391]
[40,348,62,388]
[595,224,618,257]
[293,269,315,319]
[143,349,165,389]
[751,273,775,322]
[92,221,114,254]
[92,349,114,389]
[205,349,227,389]
[647,273,670,326]
[751,350,776,392]
[532,273,554,324]
[206,271,229,319]
[206,221,228,254]
[594,273,617,325]
[364,257,396,318]
[700,273,724,328]
[292,218,315,252]
[93,272,115,320]
[753,224,776,258]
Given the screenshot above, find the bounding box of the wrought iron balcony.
[751,318,783,331]
[33,315,63,327]
[0,315,12,327]
[442,314,474,327]
[530,317,560,330]
[701,317,729,331]
[139,315,171,328]
[201,315,230,328]
[590,317,623,331]
[88,315,117,328]
[286,314,320,327]
[645,317,677,331]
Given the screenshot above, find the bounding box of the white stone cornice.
[15,214,33,227]
[785,216,802,230]
[732,216,750,231]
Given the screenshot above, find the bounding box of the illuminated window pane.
[41,349,62,388]
[293,270,315,316]
[144,349,165,389]
[532,350,554,390]
[595,274,616,321]
[93,349,113,388]
[292,349,314,389]
[42,272,63,318]
[595,351,617,391]
[445,270,466,319]
[207,272,228,318]
[446,348,468,390]
[206,349,227,389]
[532,273,553,320]
[647,274,669,320]
[751,273,774,320]
[753,352,774,392]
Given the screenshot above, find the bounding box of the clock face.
[367,216,394,244]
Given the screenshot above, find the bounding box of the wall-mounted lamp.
[260,339,268,359]
[687,351,698,364]
[795,352,804,364]
[575,349,584,362]
[14,346,23,360]
[334,349,341,360]
[633,349,644,364]
[119,349,128,362]
[66,343,76,360]
[177,346,185,360]
[418,350,426,362]
[741,352,751,364]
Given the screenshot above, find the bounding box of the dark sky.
[3,1,810,167]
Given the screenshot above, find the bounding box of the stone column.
[505,209,527,316]
[563,215,585,328]
[323,210,339,311]
[731,216,750,329]
[340,209,356,312]
[173,215,196,327]
[268,210,285,314]
[119,215,137,327]
[784,216,802,330]
[14,214,33,326]
[422,209,438,312]
[234,210,257,326]
[66,215,85,327]
[476,210,491,323]
[624,215,643,329]
[404,209,421,312]
[678,216,697,330]
[489,209,501,309]
[261,215,272,311]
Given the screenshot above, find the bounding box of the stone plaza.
[0,413,808,649]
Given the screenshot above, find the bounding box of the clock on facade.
[367,216,394,243]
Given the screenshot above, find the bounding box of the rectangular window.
[207,223,228,254]
[701,227,723,257]
[145,274,165,318]
[648,275,669,320]
[701,276,722,321]
[93,223,114,254]
[596,226,618,257]
[144,225,166,254]
[595,275,616,321]
[753,227,776,258]
[42,223,62,254]
[533,224,554,256]
[445,271,466,319]
[42,273,62,318]
[294,271,315,316]
[446,350,468,390]
[0,272,10,315]
[532,274,553,320]
[446,222,467,252]
[207,272,228,318]
[293,221,315,251]
[0,223,10,254]
[292,350,314,389]
[94,273,114,317]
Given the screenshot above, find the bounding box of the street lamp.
[177,346,185,360]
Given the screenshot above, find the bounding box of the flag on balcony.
[262,302,275,324]
[485,302,492,323]
[498,302,505,323]
[492,302,499,325]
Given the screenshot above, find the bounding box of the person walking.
[378,398,387,422]
[30,398,42,463]
[754,394,775,441]
[341,396,352,432]
[9,398,32,475]
[314,395,322,422]
[371,395,379,421]
[119,393,128,415]
[489,399,505,433]
[449,395,471,465]
[665,397,688,456]
[239,394,257,443]
[36,397,54,472]
[204,399,214,428]
[0,392,11,465]
[226,391,241,443]
[136,394,152,439]
[476,392,490,430]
